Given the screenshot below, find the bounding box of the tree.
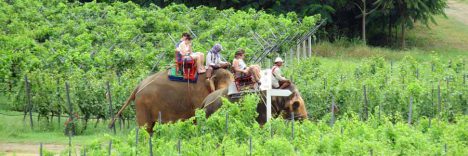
[352,0,383,44]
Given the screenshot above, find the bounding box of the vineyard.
[0,0,318,130]
[0,0,467,155]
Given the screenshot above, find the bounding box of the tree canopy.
[86,0,447,47]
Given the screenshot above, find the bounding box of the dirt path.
[446,0,468,25]
[0,142,80,156]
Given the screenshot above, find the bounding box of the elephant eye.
[292,101,300,111]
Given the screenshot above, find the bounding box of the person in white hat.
[271,57,290,89]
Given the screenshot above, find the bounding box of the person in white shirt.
[271,57,290,89]
[232,49,261,83]
[176,34,206,73]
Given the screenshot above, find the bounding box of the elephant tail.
[108,87,138,129]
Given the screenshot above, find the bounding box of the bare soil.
[0,142,80,156]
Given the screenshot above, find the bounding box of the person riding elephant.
[202,83,308,125]
[206,43,230,91]
[176,33,189,48]
[271,57,291,89]
[232,49,261,84]
[176,34,206,73]
[110,68,233,133]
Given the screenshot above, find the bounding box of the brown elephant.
[202,84,308,125]
[110,69,233,132]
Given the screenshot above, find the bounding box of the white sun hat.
[274,57,284,63]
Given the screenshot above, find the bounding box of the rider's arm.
[273,68,287,81]
[206,52,213,67]
[232,60,247,73]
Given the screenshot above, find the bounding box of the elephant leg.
[136,102,154,134]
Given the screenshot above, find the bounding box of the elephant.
[109,68,233,133]
[202,84,308,125]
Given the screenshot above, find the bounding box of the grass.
[457,0,468,4]
[407,16,468,53]
[0,109,134,145]
[313,15,467,62]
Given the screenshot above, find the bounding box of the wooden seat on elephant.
[234,74,255,91]
[168,51,198,82]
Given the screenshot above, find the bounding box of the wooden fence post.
[178,139,181,156]
[225,112,228,135]
[40,143,43,156]
[363,85,368,121]
[25,75,33,129]
[65,82,75,135]
[68,124,72,156]
[444,144,447,155]
[416,68,419,79]
[291,112,295,140]
[149,135,153,156]
[437,81,441,118]
[408,96,413,125]
[390,61,393,75]
[463,74,466,85]
[135,127,139,155]
[249,137,252,156]
[56,79,61,127]
[108,140,112,156]
[330,95,335,127]
[107,81,116,134]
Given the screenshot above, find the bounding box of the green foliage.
[80,96,468,155]
[0,0,319,131]
[284,55,467,122]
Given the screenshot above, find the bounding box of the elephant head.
[206,69,234,91]
[257,84,308,124]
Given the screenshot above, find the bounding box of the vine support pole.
[408,96,413,125]
[39,143,43,156]
[56,79,61,127]
[308,36,312,57]
[249,137,252,156]
[437,81,441,119]
[330,95,335,127]
[225,112,229,135]
[302,40,306,58]
[65,82,75,135]
[149,135,153,156]
[296,44,300,60]
[291,112,295,140]
[108,140,112,156]
[107,81,116,135]
[135,127,139,155]
[25,75,33,129]
[363,85,368,121]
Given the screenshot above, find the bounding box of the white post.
[261,70,273,122]
[289,49,293,65]
[266,89,272,122]
[302,40,306,58]
[308,36,312,57]
[260,69,292,122]
[296,44,300,60]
